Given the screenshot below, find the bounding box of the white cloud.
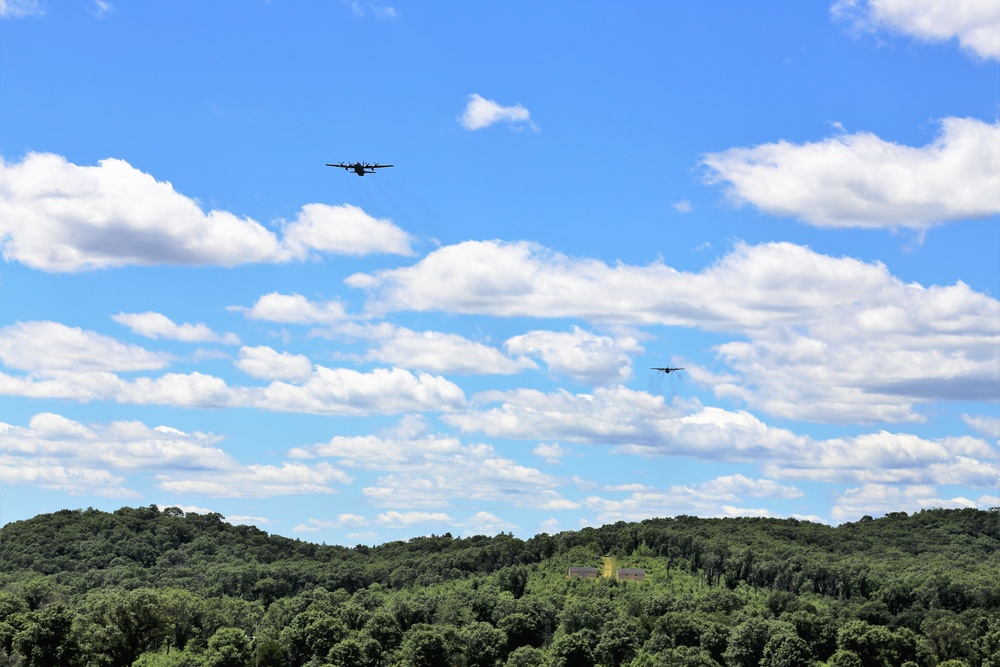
[963,413,1000,440]
[356,323,537,375]
[232,292,349,324]
[0,0,42,18]
[282,203,414,257]
[0,328,467,415]
[293,514,371,532]
[832,0,1000,61]
[237,346,313,382]
[0,153,414,272]
[351,240,999,423]
[0,413,247,496]
[291,422,569,510]
[533,442,572,464]
[462,511,518,536]
[376,510,452,527]
[673,200,693,213]
[459,94,535,131]
[449,391,999,488]
[158,461,352,497]
[584,474,803,524]
[505,326,643,385]
[0,321,169,372]
[702,118,1000,229]
[94,0,113,18]
[830,483,991,522]
[113,311,239,344]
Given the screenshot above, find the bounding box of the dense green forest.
[1,506,997,667]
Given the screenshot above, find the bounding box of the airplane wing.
[326,163,350,168]
[372,164,393,169]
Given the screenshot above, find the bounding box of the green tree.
[399,623,454,667]
[760,630,811,667]
[826,649,862,667]
[83,588,169,667]
[504,645,546,667]
[598,616,644,667]
[722,617,775,667]
[11,603,82,667]
[204,627,253,667]
[550,630,598,667]
[460,621,507,667]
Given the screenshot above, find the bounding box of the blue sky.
[1,0,998,545]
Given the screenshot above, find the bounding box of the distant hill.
[1,506,997,666]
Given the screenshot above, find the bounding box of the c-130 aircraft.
[326,161,393,176]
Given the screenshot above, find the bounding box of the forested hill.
[1,506,998,667]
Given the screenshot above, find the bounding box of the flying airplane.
[652,367,684,374]
[326,161,393,176]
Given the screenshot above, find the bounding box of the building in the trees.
[568,567,599,578]
[616,568,645,581]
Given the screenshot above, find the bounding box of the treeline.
[0,505,997,666]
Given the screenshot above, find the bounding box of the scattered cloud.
[236,346,313,382]
[449,392,999,489]
[0,412,262,497]
[963,413,1000,440]
[231,292,349,325]
[462,511,518,536]
[832,0,1000,61]
[584,474,804,524]
[533,442,572,464]
[0,321,169,372]
[673,200,693,213]
[350,240,1000,423]
[830,483,995,522]
[290,421,570,510]
[113,311,240,345]
[0,328,467,415]
[354,323,537,375]
[0,0,42,18]
[93,0,113,18]
[702,118,1000,229]
[158,461,352,498]
[376,510,452,527]
[459,94,536,131]
[0,153,413,272]
[505,326,644,385]
[344,0,397,20]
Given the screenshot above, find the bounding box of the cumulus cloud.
[350,240,999,423]
[584,474,803,524]
[459,94,535,131]
[462,511,519,536]
[0,321,169,372]
[282,203,414,257]
[0,153,413,272]
[533,442,572,464]
[833,0,1000,61]
[232,292,349,325]
[113,311,239,344]
[505,326,644,385]
[702,118,1000,229]
[0,323,467,415]
[376,510,452,527]
[963,414,1000,440]
[830,483,996,522]
[290,422,569,510]
[355,323,536,375]
[158,461,352,497]
[236,346,313,382]
[0,412,257,496]
[448,392,999,488]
